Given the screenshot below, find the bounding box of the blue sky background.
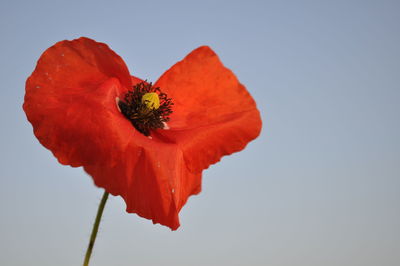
[1,1,399,265]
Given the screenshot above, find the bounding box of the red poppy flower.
[23,37,262,230]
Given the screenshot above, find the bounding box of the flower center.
[117,81,173,137]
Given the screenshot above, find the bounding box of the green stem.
[83,190,109,266]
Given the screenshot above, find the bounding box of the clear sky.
[1,0,399,265]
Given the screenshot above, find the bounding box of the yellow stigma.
[142,92,160,110]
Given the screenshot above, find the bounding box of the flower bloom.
[23,37,262,230]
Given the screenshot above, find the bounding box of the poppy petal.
[24,37,134,167]
[84,141,202,230]
[155,46,262,173]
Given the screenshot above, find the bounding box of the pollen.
[142,92,160,110]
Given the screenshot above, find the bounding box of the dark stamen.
[118,81,173,136]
